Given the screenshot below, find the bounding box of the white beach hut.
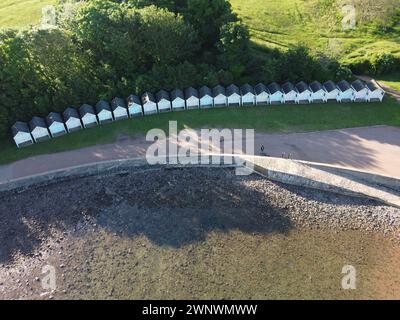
[337,80,354,103]
[79,104,98,128]
[29,117,51,142]
[127,94,143,117]
[295,81,312,104]
[156,90,172,113]
[12,122,34,148]
[282,82,297,104]
[141,92,158,115]
[111,97,129,121]
[199,86,213,109]
[323,81,340,102]
[267,83,284,104]
[46,112,67,137]
[309,81,326,103]
[96,100,114,124]
[240,84,256,106]
[351,80,368,102]
[171,89,186,111]
[63,107,82,132]
[254,83,269,105]
[213,85,227,108]
[366,82,385,102]
[226,84,241,107]
[185,87,200,110]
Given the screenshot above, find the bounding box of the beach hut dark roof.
[309,81,323,93]
[351,80,366,92]
[296,81,310,93]
[254,83,269,95]
[199,86,212,98]
[171,89,184,100]
[366,82,381,91]
[141,92,156,104]
[127,94,141,105]
[185,87,199,99]
[226,84,239,96]
[63,107,80,121]
[323,80,336,92]
[96,100,111,113]
[46,112,63,126]
[240,84,254,95]
[29,116,47,131]
[282,82,295,94]
[212,85,226,97]
[79,104,95,117]
[156,90,170,102]
[337,80,351,92]
[111,97,127,111]
[267,82,281,94]
[11,121,30,137]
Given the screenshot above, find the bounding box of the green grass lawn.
[377,73,400,92]
[1,99,399,165]
[230,0,400,64]
[0,0,57,28]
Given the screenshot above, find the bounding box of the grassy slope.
[1,99,399,165]
[377,73,400,92]
[0,0,57,28]
[230,0,400,62]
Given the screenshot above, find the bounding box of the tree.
[216,21,250,78]
[185,0,237,48]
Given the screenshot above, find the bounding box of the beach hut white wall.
[351,80,368,102]
[96,100,113,124]
[309,81,326,103]
[171,89,186,111]
[282,82,297,104]
[240,84,256,106]
[63,107,82,132]
[268,83,284,104]
[156,90,172,113]
[111,97,129,120]
[12,122,34,148]
[46,112,67,137]
[367,83,385,102]
[29,117,51,142]
[79,104,98,128]
[296,81,312,104]
[185,87,200,110]
[141,92,158,115]
[226,84,241,107]
[213,85,227,107]
[127,94,143,117]
[199,86,213,109]
[337,80,354,102]
[323,81,340,102]
[254,83,269,105]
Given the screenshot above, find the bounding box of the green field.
[230,0,400,64]
[377,73,400,92]
[0,0,57,28]
[1,99,399,165]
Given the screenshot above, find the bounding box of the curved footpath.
[1,125,400,182]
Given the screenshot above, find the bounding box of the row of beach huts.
[12,79,385,148]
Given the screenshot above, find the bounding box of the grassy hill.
[0,0,57,28]
[230,0,399,62]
